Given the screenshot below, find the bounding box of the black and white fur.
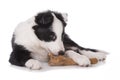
[9,10,106,69]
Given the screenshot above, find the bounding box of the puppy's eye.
[49,33,56,41]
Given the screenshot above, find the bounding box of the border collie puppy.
[9,10,107,69]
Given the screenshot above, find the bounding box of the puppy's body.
[9,11,107,69]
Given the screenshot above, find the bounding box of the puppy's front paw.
[25,59,42,70]
[74,55,91,67]
[66,50,91,67]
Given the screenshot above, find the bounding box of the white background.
[0,0,120,80]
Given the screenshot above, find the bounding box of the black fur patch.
[84,48,98,52]
[9,43,31,66]
[11,35,15,49]
[35,11,53,28]
[63,34,84,50]
[63,33,98,53]
[33,25,57,41]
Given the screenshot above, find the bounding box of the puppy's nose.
[58,51,65,55]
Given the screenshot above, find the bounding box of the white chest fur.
[30,48,49,62]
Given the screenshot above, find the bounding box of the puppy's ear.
[62,13,68,22]
[35,12,53,25]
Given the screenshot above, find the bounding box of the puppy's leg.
[65,50,91,67]
[63,33,107,61]
[80,49,107,61]
[9,45,31,66]
[9,44,42,70]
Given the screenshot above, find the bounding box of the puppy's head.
[33,10,68,55]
